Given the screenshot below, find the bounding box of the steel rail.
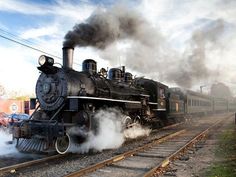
[0,154,67,175]
[161,122,183,130]
[0,122,183,176]
[65,129,186,177]
[143,114,232,177]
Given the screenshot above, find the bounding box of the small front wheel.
[55,133,71,154]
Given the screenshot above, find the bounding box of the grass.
[203,123,236,177]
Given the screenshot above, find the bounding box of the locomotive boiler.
[13,47,167,154]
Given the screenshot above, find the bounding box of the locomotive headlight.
[38,55,46,66]
[38,55,54,66]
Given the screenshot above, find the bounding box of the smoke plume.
[63,4,164,71]
[68,108,150,153]
[165,19,225,88]
[63,4,161,49]
[64,3,226,88]
[211,82,232,98]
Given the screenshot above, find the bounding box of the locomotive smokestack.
[62,47,74,70]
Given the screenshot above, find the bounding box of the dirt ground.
[162,114,236,177]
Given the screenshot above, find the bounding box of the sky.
[0,0,236,97]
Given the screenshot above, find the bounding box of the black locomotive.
[12,47,236,154]
[13,47,168,154]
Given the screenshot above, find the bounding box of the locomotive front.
[36,48,95,111]
[13,47,154,154]
[13,47,97,153]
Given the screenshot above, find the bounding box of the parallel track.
[64,130,186,177]
[0,123,183,176]
[144,116,230,176]
[0,154,67,175]
[64,114,231,177]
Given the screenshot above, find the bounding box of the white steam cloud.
[64,3,234,89]
[68,108,151,153]
[0,129,17,155]
[124,123,151,139]
[0,129,45,159]
[164,19,226,88]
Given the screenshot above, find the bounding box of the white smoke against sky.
[1,0,236,95]
[63,3,228,89]
[68,108,151,154]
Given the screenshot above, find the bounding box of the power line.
[0,28,69,62]
[0,31,81,66]
[0,33,62,59]
[0,28,41,48]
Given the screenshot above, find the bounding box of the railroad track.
[0,153,67,176]
[0,115,227,177]
[64,114,231,177]
[0,122,183,176]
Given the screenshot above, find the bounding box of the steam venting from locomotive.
[165,19,225,88]
[63,4,157,49]
[63,4,162,72]
[63,4,226,88]
[0,129,17,155]
[67,108,151,153]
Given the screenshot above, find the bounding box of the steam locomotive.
[12,47,169,154]
[12,47,236,154]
